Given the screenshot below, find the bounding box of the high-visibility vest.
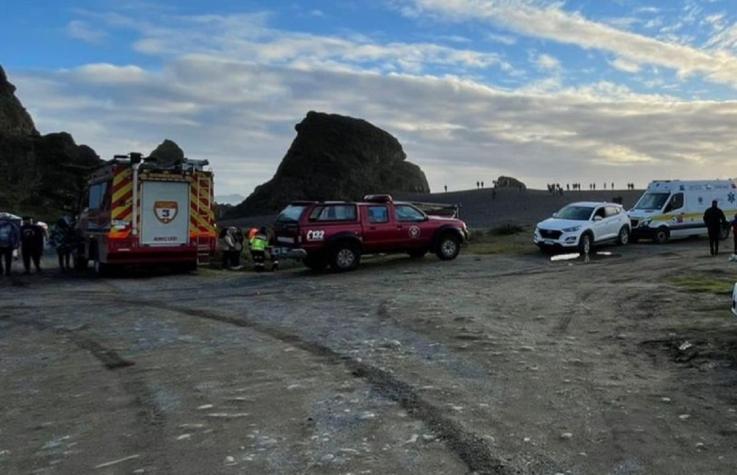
[250,235,267,251]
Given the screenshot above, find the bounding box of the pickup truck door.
[361,205,397,252]
[393,204,431,249]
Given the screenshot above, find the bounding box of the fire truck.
[76,153,217,273]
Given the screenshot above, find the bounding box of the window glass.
[594,208,606,219]
[605,206,620,217]
[277,205,306,223]
[395,205,425,222]
[665,193,684,212]
[88,182,108,210]
[309,205,357,222]
[368,206,389,223]
[557,206,594,221]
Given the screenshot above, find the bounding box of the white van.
[628,180,737,243]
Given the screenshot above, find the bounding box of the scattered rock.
[679,414,691,421]
[560,432,573,440]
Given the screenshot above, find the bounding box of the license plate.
[544,240,555,245]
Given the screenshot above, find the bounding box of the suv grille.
[539,229,562,239]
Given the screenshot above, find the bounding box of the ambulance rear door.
[140,180,190,246]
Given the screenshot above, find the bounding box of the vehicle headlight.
[562,226,581,233]
[641,218,652,227]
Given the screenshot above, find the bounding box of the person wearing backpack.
[0,216,20,276]
[20,216,45,273]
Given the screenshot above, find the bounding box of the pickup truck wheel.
[578,233,593,255]
[616,226,630,246]
[436,234,461,260]
[330,243,361,272]
[408,249,428,259]
[304,255,328,272]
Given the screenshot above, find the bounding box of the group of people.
[220,226,278,272]
[0,215,76,276]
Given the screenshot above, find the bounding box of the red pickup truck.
[273,195,469,271]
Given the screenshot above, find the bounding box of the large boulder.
[0,66,103,218]
[148,139,185,168]
[228,111,429,217]
[495,176,526,190]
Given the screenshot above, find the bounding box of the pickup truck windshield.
[635,193,670,210]
[556,206,594,221]
[277,205,307,223]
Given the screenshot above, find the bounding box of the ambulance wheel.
[303,255,328,272]
[436,233,461,260]
[616,226,630,246]
[330,242,361,272]
[408,249,428,259]
[654,227,669,244]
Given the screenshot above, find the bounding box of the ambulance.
[628,180,737,243]
[76,153,217,273]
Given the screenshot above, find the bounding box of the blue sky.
[4,0,737,198]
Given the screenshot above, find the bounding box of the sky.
[4,0,737,199]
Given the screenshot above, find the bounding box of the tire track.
[113,297,549,475]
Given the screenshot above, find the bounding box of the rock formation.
[148,139,185,168]
[0,65,103,218]
[228,111,429,217]
[495,176,526,190]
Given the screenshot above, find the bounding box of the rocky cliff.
[228,111,430,217]
[0,65,103,218]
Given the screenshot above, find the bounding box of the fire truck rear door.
[140,181,190,246]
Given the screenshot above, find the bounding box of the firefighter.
[266,227,279,271]
[704,200,727,256]
[249,227,268,272]
[221,226,243,270]
[0,215,20,276]
[20,216,44,273]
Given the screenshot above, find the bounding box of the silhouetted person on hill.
[704,200,727,256]
[444,185,448,192]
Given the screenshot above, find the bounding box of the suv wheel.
[616,226,630,246]
[578,233,593,255]
[654,227,669,244]
[436,234,461,260]
[330,243,361,272]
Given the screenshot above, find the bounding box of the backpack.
[0,221,14,247]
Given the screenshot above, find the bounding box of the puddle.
[550,251,620,263]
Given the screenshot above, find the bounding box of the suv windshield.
[635,193,670,210]
[276,205,306,223]
[556,206,594,221]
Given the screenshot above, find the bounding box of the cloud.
[401,0,737,88]
[535,53,560,71]
[66,20,107,43]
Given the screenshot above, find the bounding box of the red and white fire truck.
[76,153,217,273]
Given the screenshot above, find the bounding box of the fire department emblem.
[409,225,421,239]
[154,201,178,224]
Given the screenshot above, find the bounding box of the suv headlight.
[562,225,581,233]
[641,218,652,227]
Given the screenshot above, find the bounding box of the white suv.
[534,202,631,254]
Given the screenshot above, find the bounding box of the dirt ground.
[1,238,737,475]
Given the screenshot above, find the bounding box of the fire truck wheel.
[330,242,361,272]
[436,233,461,260]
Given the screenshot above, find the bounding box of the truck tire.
[436,233,461,260]
[304,254,328,272]
[578,233,593,255]
[616,226,630,246]
[330,242,361,272]
[408,249,428,259]
[654,227,669,244]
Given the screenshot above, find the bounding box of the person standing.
[731,213,737,258]
[50,217,74,272]
[20,216,44,273]
[703,200,727,256]
[0,216,20,276]
[249,227,268,272]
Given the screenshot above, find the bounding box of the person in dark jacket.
[20,216,45,273]
[703,200,727,256]
[0,216,20,276]
[50,217,75,272]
